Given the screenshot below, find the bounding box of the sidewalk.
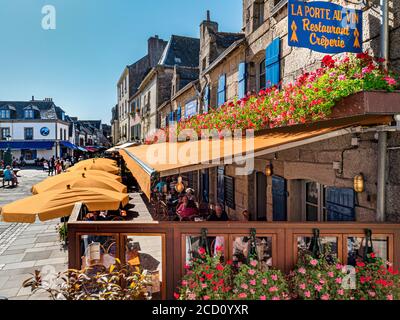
[0,169,67,300]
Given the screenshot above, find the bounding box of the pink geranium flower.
[248,269,256,276]
[310,259,318,266]
[304,291,311,298]
[321,294,330,300]
[384,76,397,86]
[260,295,267,301]
[298,267,306,274]
[250,279,256,286]
[271,274,278,281]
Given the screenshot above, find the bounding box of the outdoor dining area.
[0,157,129,223]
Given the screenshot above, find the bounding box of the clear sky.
[0,0,242,124]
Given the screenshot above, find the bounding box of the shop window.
[303,181,327,222]
[124,235,163,299]
[347,236,389,266]
[297,236,338,261]
[232,236,272,270]
[80,235,118,269]
[0,128,10,140]
[21,149,37,161]
[24,127,34,140]
[185,235,225,264]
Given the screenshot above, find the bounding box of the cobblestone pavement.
[0,169,158,300]
[0,169,67,300]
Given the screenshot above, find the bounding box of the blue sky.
[0,0,242,123]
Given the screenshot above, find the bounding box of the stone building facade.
[194,1,400,223]
[115,36,167,144]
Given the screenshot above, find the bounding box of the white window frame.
[301,180,327,222]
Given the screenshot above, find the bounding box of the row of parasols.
[0,158,129,224]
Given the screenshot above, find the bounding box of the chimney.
[148,36,168,68]
[31,95,35,101]
[200,10,218,35]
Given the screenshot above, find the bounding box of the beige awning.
[120,116,391,199]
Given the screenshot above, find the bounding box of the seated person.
[186,188,196,202]
[207,204,229,221]
[176,196,198,220]
[3,166,18,186]
[154,180,167,193]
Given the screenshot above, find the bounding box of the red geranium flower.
[322,55,335,68]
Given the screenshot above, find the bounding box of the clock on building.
[40,127,50,136]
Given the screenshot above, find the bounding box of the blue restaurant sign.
[288,0,363,54]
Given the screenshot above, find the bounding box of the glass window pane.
[80,235,117,270]
[297,236,338,260]
[306,182,318,204]
[347,236,389,266]
[232,236,272,271]
[306,204,318,221]
[125,235,163,297]
[185,235,225,264]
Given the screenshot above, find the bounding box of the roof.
[0,100,66,121]
[215,32,245,49]
[159,35,200,68]
[203,38,246,74]
[120,115,391,199]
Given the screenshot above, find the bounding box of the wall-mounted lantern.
[265,164,273,177]
[354,173,365,193]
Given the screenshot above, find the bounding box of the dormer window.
[25,109,35,119]
[0,109,11,119]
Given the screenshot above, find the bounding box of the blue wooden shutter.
[272,175,287,221]
[217,74,226,107]
[176,106,182,122]
[238,62,246,99]
[326,188,356,221]
[266,38,281,88]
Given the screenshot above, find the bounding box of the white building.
[0,97,75,163]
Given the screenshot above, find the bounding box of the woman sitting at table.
[176,195,198,221]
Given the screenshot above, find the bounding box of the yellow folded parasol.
[68,160,119,174]
[32,172,127,194]
[0,186,129,223]
[32,170,122,194]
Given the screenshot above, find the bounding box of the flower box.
[329,90,400,120]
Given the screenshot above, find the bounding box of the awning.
[60,141,79,150]
[106,142,136,153]
[120,116,392,199]
[0,141,55,150]
[85,146,100,153]
[77,146,87,152]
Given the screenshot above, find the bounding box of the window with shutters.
[238,62,246,99]
[265,38,281,88]
[217,74,226,107]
